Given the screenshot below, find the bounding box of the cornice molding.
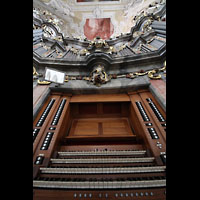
[33,43,165,69]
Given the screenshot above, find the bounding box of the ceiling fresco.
[33,0,163,40]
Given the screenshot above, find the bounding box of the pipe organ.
[33,90,166,200]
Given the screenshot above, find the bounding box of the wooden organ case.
[33,90,166,200]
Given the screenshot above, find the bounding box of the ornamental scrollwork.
[88,65,111,87]
[37,79,51,85]
[88,37,109,49]
[34,61,166,86]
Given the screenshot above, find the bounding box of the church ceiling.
[33,0,165,39]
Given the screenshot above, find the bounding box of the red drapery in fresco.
[84,18,114,40]
[77,0,119,2]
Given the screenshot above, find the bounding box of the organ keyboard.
[33,178,166,189]
[33,91,166,200]
[40,165,166,174]
[57,149,147,156]
[50,157,155,164]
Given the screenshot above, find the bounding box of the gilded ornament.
[37,79,51,85]
[33,67,36,75]
[148,70,162,79]
[89,65,111,86]
[79,48,90,56]
[106,46,115,54]
[88,37,109,49]
[83,77,90,81]
[70,77,76,80]
[64,75,68,82]
[159,61,166,71]
[33,66,39,76]
[134,71,148,76]
[129,73,136,78]
[119,44,126,51]
[117,74,126,78]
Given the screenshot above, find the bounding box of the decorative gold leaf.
[37,79,51,85]
[148,70,161,79]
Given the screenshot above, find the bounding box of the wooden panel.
[71,102,130,119]
[33,85,49,109]
[79,103,97,115]
[150,79,166,102]
[70,94,130,103]
[69,118,133,137]
[34,188,166,200]
[103,102,121,114]
[103,119,130,135]
[73,121,99,136]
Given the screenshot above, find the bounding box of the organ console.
[33,90,166,200]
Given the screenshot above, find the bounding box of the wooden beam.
[70,93,130,103]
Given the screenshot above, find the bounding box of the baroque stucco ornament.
[88,65,111,87]
[35,61,166,86]
[88,37,109,49]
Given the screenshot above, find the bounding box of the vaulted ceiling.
[33,0,163,40]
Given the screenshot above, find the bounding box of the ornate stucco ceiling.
[33,0,164,40]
